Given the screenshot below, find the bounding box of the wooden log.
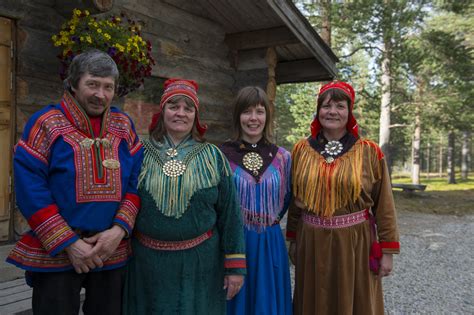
[276,59,332,83]
[54,0,114,17]
[265,47,277,108]
[225,26,299,51]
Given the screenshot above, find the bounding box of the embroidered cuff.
[28,204,78,256]
[381,241,400,254]
[113,193,140,238]
[224,254,246,272]
[286,230,296,241]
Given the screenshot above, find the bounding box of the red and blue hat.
[149,78,208,135]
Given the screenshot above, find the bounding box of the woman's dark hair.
[231,86,274,143]
[151,95,205,143]
[64,49,119,92]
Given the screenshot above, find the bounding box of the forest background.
[276,0,473,186]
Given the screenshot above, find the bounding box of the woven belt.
[302,209,369,229]
[135,229,213,251]
[243,212,280,227]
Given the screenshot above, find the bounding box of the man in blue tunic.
[6,50,144,315]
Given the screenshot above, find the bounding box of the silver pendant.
[163,159,186,177]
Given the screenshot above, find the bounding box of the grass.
[391,175,474,216]
[392,176,474,191]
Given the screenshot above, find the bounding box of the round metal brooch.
[324,140,343,156]
[242,152,263,176]
[163,160,186,177]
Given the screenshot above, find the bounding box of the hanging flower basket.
[51,9,155,97]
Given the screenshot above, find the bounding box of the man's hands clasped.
[65,225,126,274]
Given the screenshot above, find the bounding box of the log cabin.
[0,0,337,240]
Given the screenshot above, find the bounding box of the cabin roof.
[162,0,338,83]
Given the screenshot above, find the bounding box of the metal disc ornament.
[242,152,263,176]
[323,140,343,156]
[163,159,187,177]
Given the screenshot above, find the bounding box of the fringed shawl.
[229,148,291,232]
[292,138,382,217]
[138,139,231,218]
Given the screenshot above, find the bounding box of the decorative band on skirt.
[302,209,369,229]
[135,229,213,251]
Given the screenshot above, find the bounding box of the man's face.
[71,73,115,117]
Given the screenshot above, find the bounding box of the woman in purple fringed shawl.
[220,86,292,315]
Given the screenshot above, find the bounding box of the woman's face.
[240,104,266,143]
[318,95,349,133]
[163,99,196,139]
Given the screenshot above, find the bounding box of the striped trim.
[135,230,213,251]
[7,234,131,271]
[28,205,77,255]
[381,241,400,250]
[114,193,140,237]
[17,140,48,164]
[302,209,369,229]
[224,254,246,269]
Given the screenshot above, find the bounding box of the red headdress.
[148,78,208,135]
[310,80,358,138]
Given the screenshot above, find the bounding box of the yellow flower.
[97,28,102,33]
[73,9,81,17]
[84,10,90,16]
[86,36,92,43]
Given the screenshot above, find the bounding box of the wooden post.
[265,47,277,109]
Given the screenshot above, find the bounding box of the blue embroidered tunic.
[221,141,293,315]
[7,91,144,272]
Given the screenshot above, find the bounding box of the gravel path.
[383,211,474,314]
[285,210,474,314]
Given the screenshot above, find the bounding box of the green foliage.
[283,0,472,172]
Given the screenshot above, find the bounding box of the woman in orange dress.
[287,81,400,314]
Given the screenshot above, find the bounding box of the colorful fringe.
[231,149,291,232]
[139,140,231,218]
[292,138,382,217]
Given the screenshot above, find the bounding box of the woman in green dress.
[123,78,246,314]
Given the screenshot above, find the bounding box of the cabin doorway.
[0,16,14,241]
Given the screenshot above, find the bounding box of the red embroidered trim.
[17,140,48,164]
[380,241,400,249]
[224,259,246,269]
[130,141,143,156]
[24,110,72,163]
[109,112,137,149]
[115,194,140,232]
[28,205,76,254]
[135,230,213,251]
[302,209,369,229]
[7,234,131,270]
[63,132,122,203]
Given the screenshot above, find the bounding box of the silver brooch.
[323,140,343,156]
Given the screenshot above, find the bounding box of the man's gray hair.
[64,49,119,91]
